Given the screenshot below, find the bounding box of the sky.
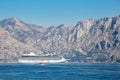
[0,0,120,27]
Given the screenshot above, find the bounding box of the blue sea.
[0,63,120,80]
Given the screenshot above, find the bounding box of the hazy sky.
[0,0,120,27]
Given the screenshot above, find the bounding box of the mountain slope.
[0,27,41,63]
[0,15,120,63]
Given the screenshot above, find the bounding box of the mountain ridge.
[0,15,120,63]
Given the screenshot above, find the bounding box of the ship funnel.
[29,52,36,56]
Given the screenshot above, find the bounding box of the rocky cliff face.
[0,15,120,63]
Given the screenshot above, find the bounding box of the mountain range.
[0,15,120,63]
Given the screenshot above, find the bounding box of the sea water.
[0,63,120,80]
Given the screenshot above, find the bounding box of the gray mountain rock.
[0,15,120,63]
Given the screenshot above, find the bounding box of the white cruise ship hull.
[18,59,66,64]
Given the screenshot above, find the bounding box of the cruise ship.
[18,52,67,64]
